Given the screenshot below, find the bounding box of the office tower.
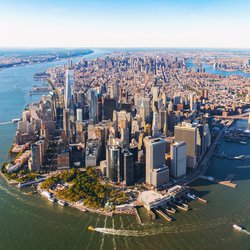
[158,107,167,131]
[104,98,117,120]
[151,167,169,188]
[89,88,98,123]
[106,145,121,182]
[139,101,146,122]
[190,94,197,111]
[65,69,74,110]
[144,137,168,187]
[122,149,134,186]
[29,141,44,171]
[136,97,151,121]
[203,124,211,154]
[111,81,119,100]
[152,86,159,103]
[76,108,83,122]
[201,89,209,99]
[170,141,187,178]
[174,95,181,105]
[120,127,130,147]
[97,94,102,122]
[167,101,175,132]
[63,109,71,140]
[152,107,159,137]
[174,123,198,168]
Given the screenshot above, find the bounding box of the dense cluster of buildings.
[8,51,250,189]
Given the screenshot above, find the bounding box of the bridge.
[213,112,250,120]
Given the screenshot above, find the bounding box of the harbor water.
[0,50,250,249]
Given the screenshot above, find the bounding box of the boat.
[234,155,245,160]
[233,224,243,231]
[48,197,56,203]
[239,141,247,145]
[58,200,66,206]
[12,118,20,123]
[88,226,95,232]
[186,193,197,200]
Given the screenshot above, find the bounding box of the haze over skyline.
[1,0,250,48]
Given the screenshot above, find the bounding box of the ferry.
[233,224,243,231]
[88,226,95,232]
[58,200,66,206]
[12,118,20,123]
[234,155,245,160]
[48,197,56,203]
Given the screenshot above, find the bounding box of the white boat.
[233,224,243,231]
[239,141,247,145]
[12,118,20,123]
[234,155,245,159]
[186,193,197,200]
[48,197,56,203]
[58,200,66,206]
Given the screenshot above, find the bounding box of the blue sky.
[0,0,250,48]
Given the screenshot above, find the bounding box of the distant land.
[0,49,93,69]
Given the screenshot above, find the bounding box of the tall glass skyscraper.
[64,69,74,110]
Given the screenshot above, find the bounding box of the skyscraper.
[76,108,83,122]
[65,69,74,110]
[122,149,134,186]
[106,145,121,182]
[152,107,159,137]
[89,88,98,123]
[170,141,186,178]
[174,123,198,168]
[144,137,168,187]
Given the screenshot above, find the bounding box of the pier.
[155,209,173,222]
[199,174,237,188]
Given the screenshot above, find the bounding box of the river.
[0,50,250,249]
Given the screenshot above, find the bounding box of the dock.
[197,197,208,203]
[166,207,176,214]
[169,202,189,212]
[155,209,173,222]
[200,174,237,188]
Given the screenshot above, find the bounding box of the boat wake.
[242,229,250,235]
[95,218,229,237]
[0,121,12,125]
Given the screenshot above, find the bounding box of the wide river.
[0,50,250,250]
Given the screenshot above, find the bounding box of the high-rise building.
[158,108,167,131]
[76,108,83,122]
[144,137,168,187]
[29,140,44,171]
[152,86,159,103]
[122,149,134,186]
[104,98,117,120]
[139,101,146,122]
[170,141,187,178]
[65,69,74,110]
[89,88,98,123]
[152,108,159,137]
[106,145,121,182]
[174,123,198,168]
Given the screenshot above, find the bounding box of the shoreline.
[0,50,94,71]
